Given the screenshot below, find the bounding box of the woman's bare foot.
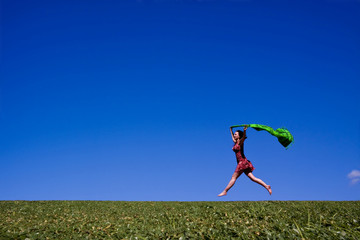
[266,185,272,195]
[218,191,227,197]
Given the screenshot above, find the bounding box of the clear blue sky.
[1,0,359,201]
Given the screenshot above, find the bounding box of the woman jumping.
[218,125,272,197]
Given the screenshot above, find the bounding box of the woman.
[218,125,272,197]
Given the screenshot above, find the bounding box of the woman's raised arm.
[240,125,248,143]
[230,127,236,143]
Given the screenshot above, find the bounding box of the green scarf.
[231,124,294,149]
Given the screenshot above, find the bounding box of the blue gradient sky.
[1,0,359,201]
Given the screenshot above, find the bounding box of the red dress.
[232,143,255,174]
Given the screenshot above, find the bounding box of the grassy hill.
[1,201,359,239]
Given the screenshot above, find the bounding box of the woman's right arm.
[230,127,236,143]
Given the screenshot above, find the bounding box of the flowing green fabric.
[231,124,294,149]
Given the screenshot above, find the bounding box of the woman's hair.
[236,130,247,139]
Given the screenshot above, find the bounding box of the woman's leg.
[218,171,242,197]
[246,172,272,195]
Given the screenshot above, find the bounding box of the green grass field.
[1,201,359,239]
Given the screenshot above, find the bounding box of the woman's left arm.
[240,125,248,143]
